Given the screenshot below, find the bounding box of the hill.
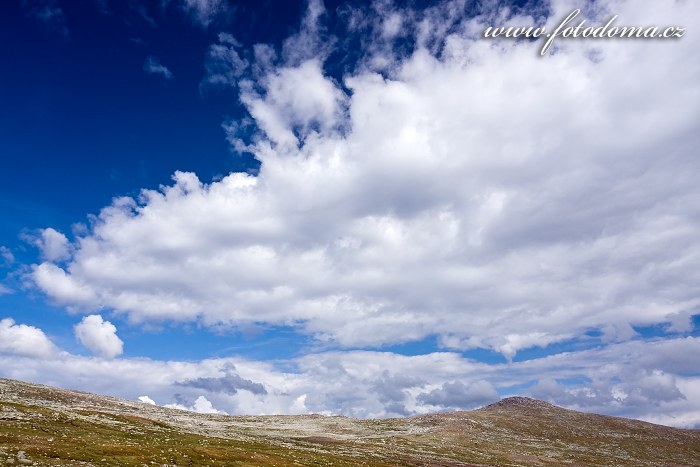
[1,378,698,466]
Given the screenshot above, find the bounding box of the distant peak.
[485,396,556,410]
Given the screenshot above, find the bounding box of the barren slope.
[1,378,698,466]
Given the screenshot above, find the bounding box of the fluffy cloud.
[144,56,174,80]
[240,58,346,146]
[32,0,700,361]
[138,395,156,405]
[177,364,268,395]
[33,262,97,307]
[165,395,226,414]
[0,318,57,358]
[28,228,71,262]
[417,380,499,410]
[23,1,700,368]
[74,314,124,359]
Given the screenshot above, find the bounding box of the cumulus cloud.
[165,395,226,414]
[0,318,57,358]
[30,0,700,366]
[33,262,97,308]
[418,380,499,409]
[74,314,124,359]
[138,395,156,405]
[239,58,346,147]
[370,371,425,416]
[144,56,174,80]
[530,369,687,418]
[27,228,71,262]
[177,364,267,395]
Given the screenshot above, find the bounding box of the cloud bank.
[1,317,699,426]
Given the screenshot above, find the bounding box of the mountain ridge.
[1,377,699,466]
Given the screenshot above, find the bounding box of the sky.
[1,0,699,427]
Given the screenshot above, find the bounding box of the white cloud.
[0,246,14,266]
[181,0,230,28]
[144,56,174,80]
[201,35,248,91]
[30,228,71,262]
[277,0,329,67]
[239,58,346,146]
[74,314,124,359]
[138,395,156,405]
[417,380,499,409]
[0,318,57,358]
[32,1,700,359]
[165,395,226,414]
[33,262,98,307]
[138,396,157,405]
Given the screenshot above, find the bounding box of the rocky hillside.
[1,378,698,466]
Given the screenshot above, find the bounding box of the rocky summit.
[1,378,698,466]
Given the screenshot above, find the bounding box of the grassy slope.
[1,379,699,466]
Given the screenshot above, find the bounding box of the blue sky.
[1,0,700,427]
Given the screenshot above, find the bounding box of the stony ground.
[1,378,699,466]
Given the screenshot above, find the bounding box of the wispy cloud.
[143,55,174,80]
[0,247,14,266]
[181,0,231,28]
[93,0,110,16]
[200,33,248,92]
[132,3,158,28]
[23,0,69,36]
